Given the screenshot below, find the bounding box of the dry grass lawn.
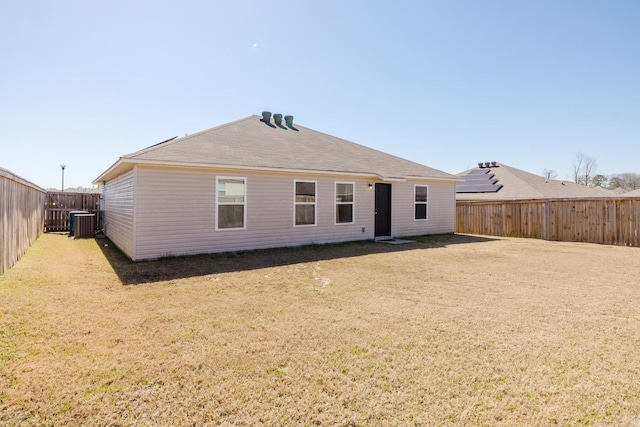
[1,233,640,426]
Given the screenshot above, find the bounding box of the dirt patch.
[1,233,640,425]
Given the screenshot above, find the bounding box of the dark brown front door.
[375,183,392,237]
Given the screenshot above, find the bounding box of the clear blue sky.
[2,0,638,189]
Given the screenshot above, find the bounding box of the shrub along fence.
[1,168,47,274]
[457,197,640,247]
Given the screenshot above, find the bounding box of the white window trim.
[215,176,247,230]
[414,184,428,221]
[294,179,317,227]
[334,181,355,225]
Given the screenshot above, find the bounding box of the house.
[93,112,461,260]
[456,162,613,200]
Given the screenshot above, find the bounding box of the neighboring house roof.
[456,162,613,200]
[606,187,628,195]
[622,188,640,197]
[95,115,460,184]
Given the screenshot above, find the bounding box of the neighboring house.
[94,112,461,260]
[456,162,613,200]
[622,188,640,197]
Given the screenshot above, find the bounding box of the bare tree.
[624,173,640,190]
[583,156,598,187]
[542,168,558,180]
[609,173,640,191]
[572,152,584,184]
[572,152,598,186]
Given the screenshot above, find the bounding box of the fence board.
[44,192,100,232]
[1,168,46,274]
[457,197,640,247]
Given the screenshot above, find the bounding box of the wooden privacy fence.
[1,168,47,274]
[457,198,640,247]
[45,192,100,232]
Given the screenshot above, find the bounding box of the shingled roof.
[95,115,458,183]
[456,162,613,200]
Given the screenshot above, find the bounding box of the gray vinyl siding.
[133,166,375,260]
[119,165,456,260]
[390,180,457,237]
[103,169,135,259]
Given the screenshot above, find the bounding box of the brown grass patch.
[2,233,640,425]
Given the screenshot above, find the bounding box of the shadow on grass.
[96,233,497,286]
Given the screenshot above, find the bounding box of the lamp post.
[60,164,66,192]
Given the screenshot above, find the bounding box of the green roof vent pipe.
[273,113,286,129]
[261,111,272,123]
[284,115,294,128]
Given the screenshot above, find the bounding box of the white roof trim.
[94,158,463,184]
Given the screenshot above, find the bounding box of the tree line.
[543,152,640,191]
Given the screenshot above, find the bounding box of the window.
[335,182,354,224]
[295,180,316,226]
[217,177,246,229]
[414,185,428,220]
